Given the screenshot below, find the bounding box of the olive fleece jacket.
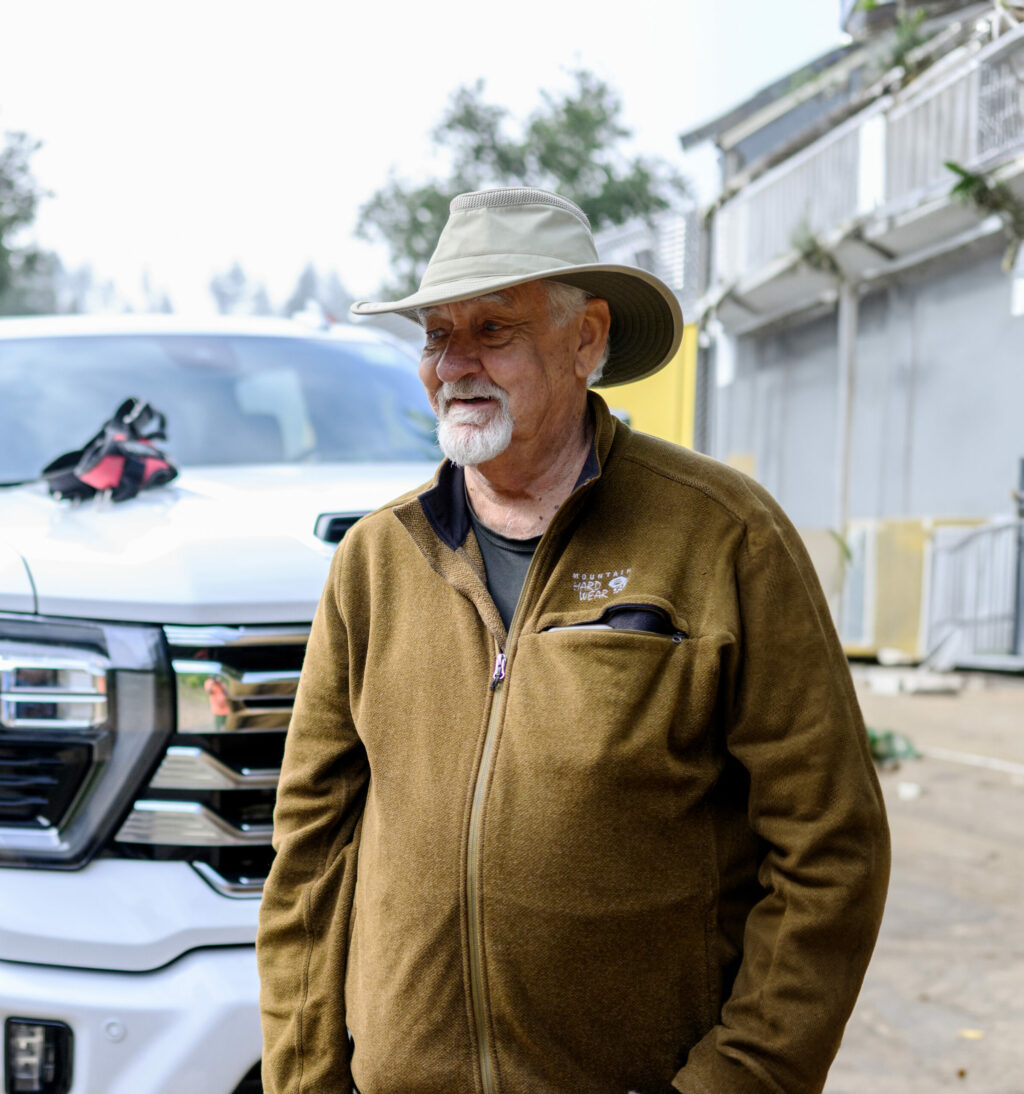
[257,393,890,1094]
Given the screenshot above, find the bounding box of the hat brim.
[351,263,683,388]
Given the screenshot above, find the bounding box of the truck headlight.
[4,1019,73,1094]
[0,613,171,868]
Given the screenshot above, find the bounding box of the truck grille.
[113,624,307,896]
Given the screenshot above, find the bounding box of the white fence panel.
[978,34,1024,160]
[925,520,1021,666]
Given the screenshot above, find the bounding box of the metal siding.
[720,243,1024,531]
[726,319,839,528]
[904,249,1024,517]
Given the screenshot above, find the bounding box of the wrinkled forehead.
[415,284,543,327]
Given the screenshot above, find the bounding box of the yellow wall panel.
[602,325,698,447]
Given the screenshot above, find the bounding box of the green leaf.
[356,71,690,296]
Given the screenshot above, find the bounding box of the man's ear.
[574,298,611,381]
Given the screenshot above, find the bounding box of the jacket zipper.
[467,651,506,1094]
[463,460,599,1094]
[467,590,533,1094]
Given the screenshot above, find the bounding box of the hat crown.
[423,188,599,290]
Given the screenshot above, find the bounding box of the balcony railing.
[595,208,702,313]
[714,22,1024,287]
[716,108,872,283]
[885,65,977,205]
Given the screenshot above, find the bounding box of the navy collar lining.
[419,461,470,551]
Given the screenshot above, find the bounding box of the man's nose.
[434,328,482,383]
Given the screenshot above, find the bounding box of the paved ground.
[825,671,1024,1094]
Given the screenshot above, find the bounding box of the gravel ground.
[825,672,1024,1094]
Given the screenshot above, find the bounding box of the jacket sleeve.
[673,489,891,1094]
[257,541,370,1094]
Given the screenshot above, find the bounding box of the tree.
[282,262,320,318]
[356,70,690,297]
[141,270,174,314]
[0,250,60,317]
[209,262,272,316]
[0,130,53,313]
[55,262,125,315]
[283,263,354,322]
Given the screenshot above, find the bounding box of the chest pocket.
[495,600,724,899]
[513,596,720,765]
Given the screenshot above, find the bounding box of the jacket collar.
[419,462,470,553]
[417,391,616,551]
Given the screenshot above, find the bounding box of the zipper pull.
[489,651,506,690]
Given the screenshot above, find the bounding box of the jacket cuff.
[672,1037,787,1094]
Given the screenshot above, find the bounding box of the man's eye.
[424,329,446,343]
[482,321,503,333]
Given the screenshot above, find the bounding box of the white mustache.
[436,379,510,418]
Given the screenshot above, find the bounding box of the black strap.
[40,398,177,503]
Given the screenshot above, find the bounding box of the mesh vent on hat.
[450,188,591,230]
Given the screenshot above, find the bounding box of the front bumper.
[0,946,262,1094]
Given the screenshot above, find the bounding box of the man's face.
[417,281,592,470]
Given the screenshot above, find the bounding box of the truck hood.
[0,463,437,624]
[0,540,35,613]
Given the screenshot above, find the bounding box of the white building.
[683,0,1024,666]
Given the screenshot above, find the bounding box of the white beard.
[435,379,514,466]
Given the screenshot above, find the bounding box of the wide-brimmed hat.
[350,187,684,387]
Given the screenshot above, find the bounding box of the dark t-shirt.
[467,498,540,631]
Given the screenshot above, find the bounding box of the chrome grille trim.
[149,746,279,790]
[164,624,308,648]
[116,800,274,846]
[172,660,302,695]
[173,659,300,735]
[0,644,109,730]
[112,624,307,878]
[192,860,265,899]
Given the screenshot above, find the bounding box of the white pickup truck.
[0,315,439,1094]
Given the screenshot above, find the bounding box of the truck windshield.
[0,332,441,480]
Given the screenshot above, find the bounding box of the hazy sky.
[0,0,844,311]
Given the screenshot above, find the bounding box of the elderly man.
[257,188,890,1094]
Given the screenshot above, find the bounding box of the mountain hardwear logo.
[572,568,631,601]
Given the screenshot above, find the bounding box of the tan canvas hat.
[350,187,684,387]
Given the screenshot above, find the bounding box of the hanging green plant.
[946,161,1024,272]
[791,221,842,278]
[888,8,929,73]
